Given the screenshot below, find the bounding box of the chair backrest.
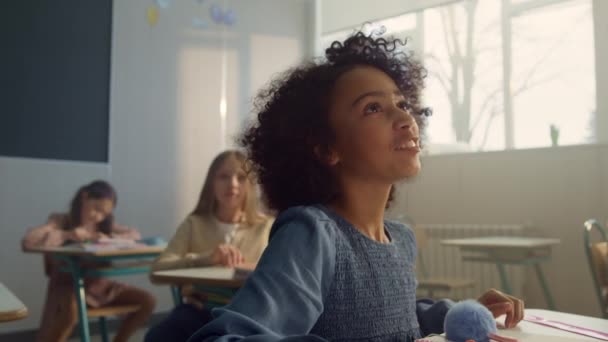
[583,219,608,318]
[393,214,429,277]
[412,226,430,278]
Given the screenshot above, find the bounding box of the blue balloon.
[223,9,236,26]
[210,4,223,24]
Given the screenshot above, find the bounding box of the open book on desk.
[233,262,256,280]
[64,238,148,252]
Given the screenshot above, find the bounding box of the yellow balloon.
[147,6,159,27]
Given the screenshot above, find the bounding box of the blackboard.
[0,1,112,162]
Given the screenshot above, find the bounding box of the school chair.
[413,226,475,299]
[583,219,608,318]
[37,255,141,342]
[88,305,140,342]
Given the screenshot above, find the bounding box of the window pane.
[423,0,504,153]
[320,30,351,53]
[511,0,595,148]
[320,12,418,52]
[318,0,597,154]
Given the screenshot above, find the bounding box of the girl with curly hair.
[188,29,524,342]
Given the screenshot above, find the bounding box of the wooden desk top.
[23,245,165,257]
[0,282,28,323]
[151,266,248,288]
[440,236,561,249]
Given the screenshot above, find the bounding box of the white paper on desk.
[493,324,599,341]
[415,335,446,342]
[415,333,588,342]
[63,239,146,252]
[97,237,138,245]
[502,333,594,342]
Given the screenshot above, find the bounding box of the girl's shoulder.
[184,213,214,228]
[384,219,416,247]
[384,219,417,261]
[178,214,217,237]
[252,214,274,231]
[47,213,69,228]
[269,205,339,242]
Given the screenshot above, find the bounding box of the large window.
[511,1,595,148]
[320,0,596,154]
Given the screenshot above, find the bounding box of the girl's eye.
[363,102,382,114]
[397,101,410,111]
[238,175,247,183]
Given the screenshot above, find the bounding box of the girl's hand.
[478,288,525,328]
[185,253,199,260]
[97,232,110,240]
[70,227,101,242]
[211,244,245,267]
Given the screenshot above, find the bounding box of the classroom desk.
[151,266,249,307]
[23,245,164,342]
[440,236,560,310]
[0,282,28,323]
[151,266,247,288]
[419,309,608,341]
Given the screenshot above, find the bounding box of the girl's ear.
[314,145,340,166]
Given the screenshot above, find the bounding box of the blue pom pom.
[444,300,497,342]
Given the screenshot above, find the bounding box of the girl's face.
[327,66,421,184]
[80,195,114,227]
[213,156,248,213]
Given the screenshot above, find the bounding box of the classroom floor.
[68,329,147,342]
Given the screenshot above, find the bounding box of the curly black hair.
[240,30,431,212]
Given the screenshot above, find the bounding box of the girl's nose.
[230,175,239,187]
[393,111,416,131]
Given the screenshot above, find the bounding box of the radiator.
[415,224,529,300]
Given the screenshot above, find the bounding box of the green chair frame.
[583,219,608,318]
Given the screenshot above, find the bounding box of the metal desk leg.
[68,258,91,342]
[534,263,556,310]
[171,286,183,306]
[496,262,513,294]
[99,316,109,342]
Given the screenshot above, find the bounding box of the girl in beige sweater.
[146,150,273,342]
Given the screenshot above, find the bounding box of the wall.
[0,0,310,334]
[320,0,457,33]
[594,0,608,143]
[388,144,608,316]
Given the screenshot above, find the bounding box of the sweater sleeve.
[187,207,336,342]
[151,217,213,272]
[22,215,69,249]
[416,298,454,336]
[246,216,275,264]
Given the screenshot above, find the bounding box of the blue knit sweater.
[188,205,453,342]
